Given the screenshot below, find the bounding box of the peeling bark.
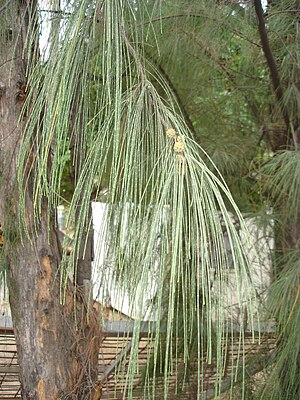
[0,2,101,399]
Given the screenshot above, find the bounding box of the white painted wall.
[0,205,273,326]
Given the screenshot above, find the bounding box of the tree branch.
[181,29,263,125]
[143,14,261,48]
[0,0,11,14]
[147,53,198,137]
[204,350,276,399]
[254,0,290,132]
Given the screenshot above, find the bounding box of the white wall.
[0,205,273,326]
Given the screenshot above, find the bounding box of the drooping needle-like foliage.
[17,1,258,398]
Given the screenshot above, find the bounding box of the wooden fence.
[0,322,275,399]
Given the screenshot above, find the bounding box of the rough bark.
[0,3,101,399]
[7,228,101,400]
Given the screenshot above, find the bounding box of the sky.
[38,0,269,54]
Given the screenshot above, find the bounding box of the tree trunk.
[254,3,300,397]
[0,3,101,399]
[254,0,300,270]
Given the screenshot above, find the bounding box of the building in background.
[0,204,273,327]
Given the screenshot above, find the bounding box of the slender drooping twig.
[254,0,290,133]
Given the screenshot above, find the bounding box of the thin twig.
[290,123,298,150]
[266,9,300,19]
[145,51,197,138]
[182,28,263,124]
[141,13,208,26]
[254,0,290,132]
[0,57,21,69]
[204,350,276,399]
[142,13,262,48]
[0,0,11,14]
[122,29,169,128]
[38,9,71,16]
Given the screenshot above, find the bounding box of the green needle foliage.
[13,0,258,398]
[258,253,300,399]
[261,150,300,219]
